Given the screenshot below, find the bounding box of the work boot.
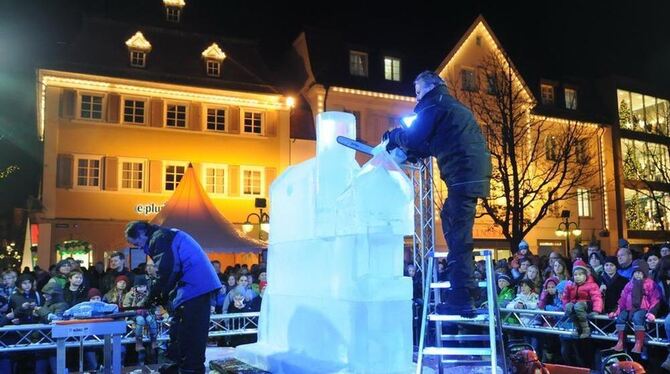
[436,287,477,317]
[135,336,145,352]
[611,326,626,352]
[578,320,591,339]
[661,350,670,371]
[632,329,646,354]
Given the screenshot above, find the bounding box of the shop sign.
[135,203,165,215]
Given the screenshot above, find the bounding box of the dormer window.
[163,0,185,23]
[565,88,578,110]
[201,43,226,77]
[349,51,368,77]
[384,57,401,81]
[125,31,152,68]
[541,84,555,105]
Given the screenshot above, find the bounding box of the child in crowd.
[10,274,41,324]
[506,279,538,325]
[523,264,543,294]
[588,252,604,283]
[600,256,628,314]
[104,275,129,308]
[511,257,531,284]
[561,259,602,338]
[63,270,88,307]
[538,276,562,312]
[609,260,660,353]
[88,288,102,302]
[497,274,516,308]
[123,276,158,352]
[551,258,571,281]
[0,270,17,299]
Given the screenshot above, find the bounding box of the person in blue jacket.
[385,70,492,315]
[125,221,221,374]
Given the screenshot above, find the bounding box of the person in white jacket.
[506,278,539,325]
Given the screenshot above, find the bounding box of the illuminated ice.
[236,111,414,373]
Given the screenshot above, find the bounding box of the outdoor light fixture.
[286,96,295,108]
[242,198,270,239]
[555,210,581,255]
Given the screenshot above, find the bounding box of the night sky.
[1,0,669,224]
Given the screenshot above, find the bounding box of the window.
[622,139,670,182]
[545,135,558,161]
[80,94,103,120]
[130,51,146,68]
[75,157,101,189]
[575,138,589,164]
[461,68,477,91]
[206,60,221,77]
[166,7,181,22]
[120,159,145,191]
[123,99,145,124]
[565,88,578,110]
[166,104,187,128]
[486,74,497,95]
[577,188,592,217]
[618,89,670,136]
[384,57,401,81]
[541,84,554,105]
[203,164,228,195]
[625,188,670,231]
[164,164,186,191]
[243,110,263,135]
[206,108,226,131]
[349,51,368,77]
[241,167,264,196]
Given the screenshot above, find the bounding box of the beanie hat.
[604,256,618,267]
[543,276,559,289]
[87,288,102,299]
[572,259,590,275]
[56,259,70,272]
[134,275,148,287]
[632,259,649,277]
[518,240,529,251]
[618,238,629,249]
[41,281,63,295]
[115,275,129,285]
[497,274,512,285]
[18,274,35,284]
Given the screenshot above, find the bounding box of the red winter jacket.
[561,276,603,313]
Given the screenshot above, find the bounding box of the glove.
[646,313,656,322]
[384,128,403,152]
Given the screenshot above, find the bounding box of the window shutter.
[103,157,118,191]
[264,167,276,197]
[56,154,74,189]
[106,94,121,123]
[265,111,277,137]
[189,103,202,131]
[150,99,164,128]
[228,107,240,134]
[149,160,163,193]
[228,165,240,196]
[59,89,76,119]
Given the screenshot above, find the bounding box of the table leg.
[57,338,66,374]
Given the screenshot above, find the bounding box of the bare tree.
[442,51,603,252]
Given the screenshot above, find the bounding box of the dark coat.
[63,284,89,308]
[601,272,628,313]
[10,290,42,324]
[393,85,491,197]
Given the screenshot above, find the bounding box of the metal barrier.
[0,312,259,353]
[459,308,670,347]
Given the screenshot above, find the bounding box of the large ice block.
[236,111,415,373]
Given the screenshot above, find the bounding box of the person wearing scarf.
[608,260,660,353]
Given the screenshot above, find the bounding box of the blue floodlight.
[401,114,417,128]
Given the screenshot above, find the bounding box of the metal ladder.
[416,249,507,374]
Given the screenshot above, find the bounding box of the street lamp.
[242,198,270,240]
[555,210,581,255]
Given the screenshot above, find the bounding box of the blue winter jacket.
[144,228,221,309]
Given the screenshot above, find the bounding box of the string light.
[331,87,415,102]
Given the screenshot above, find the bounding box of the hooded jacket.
[615,277,660,314]
[561,274,603,313]
[393,85,491,197]
[538,276,562,311]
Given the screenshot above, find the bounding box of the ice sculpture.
[236,111,414,373]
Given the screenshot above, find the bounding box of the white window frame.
[577,188,592,217]
[78,92,106,121]
[73,155,103,191]
[165,102,189,128]
[166,7,181,22]
[565,88,578,110]
[122,97,147,125]
[206,60,221,77]
[240,109,265,135]
[349,50,368,77]
[461,67,477,91]
[384,56,401,81]
[541,84,555,105]
[205,106,227,132]
[163,161,188,192]
[240,166,265,197]
[118,157,147,192]
[129,50,147,68]
[202,163,229,196]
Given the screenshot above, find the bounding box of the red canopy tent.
[150,164,265,266]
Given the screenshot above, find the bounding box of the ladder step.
[428,313,488,322]
[433,249,491,258]
[430,281,487,289]
[423,347,492,356]
[440,334,491,341]
[440,359,493,365]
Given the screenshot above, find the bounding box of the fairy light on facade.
[125,32,152,52]
[600,133,610,229]
[331,87,415,102]
[201,43,226,61]
[317,94,324,114]
[163,0,186,6]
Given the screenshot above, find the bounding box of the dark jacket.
[10,290,42,324]
[143,227,221,309]
[601,272,629,313]
[393,85,491,197]
[63,284,89,308]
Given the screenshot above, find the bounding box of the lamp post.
[242,198,270,240]
[555,210,581,256]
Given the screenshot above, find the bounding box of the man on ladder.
[385,70,492,316]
